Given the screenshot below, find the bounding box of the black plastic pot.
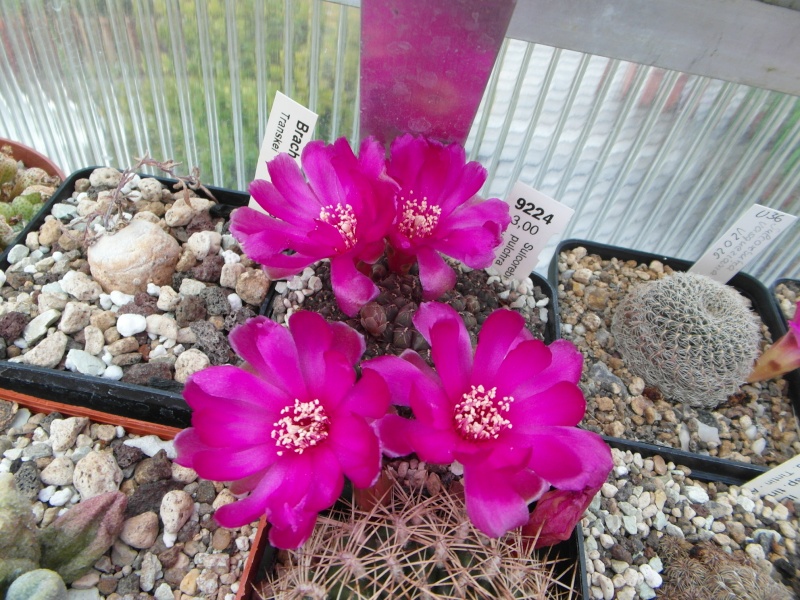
[548,239,800,477]
[0,167,259,428]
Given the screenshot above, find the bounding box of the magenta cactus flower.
[231,137,397,317]
[385,134,511,300]
[174,313,390,549]
[364,302,612,539]
[748,301,800,383]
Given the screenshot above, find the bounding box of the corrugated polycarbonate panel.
[0,2,797,283]
[470,41,800,283]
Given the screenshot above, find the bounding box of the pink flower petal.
[416,246,457,301]
[304,445,345,513]
[229,470,268,495]
[330,255,380,317]
[388,135,429,188]
[463,466,533,538]
[526,427,613,491]
[328,413,381,488]
[481,441,533,472]
[229,207,319,256]
[413,302,471,362]
[329,321,367,366]
[192,408,276,448]
[429,317,471,402]
[436,197,510,234]
[340,368,391,420]
[173,428,205,469]
[192,443,279,482]
[376,414,418,457]
[184,366,290,415]
[408,376,453,430]
[288,310,333,384]
[267,510,318,549]
[437,161,487,217]
[405,419,459,464]
[511,468,550,504]
[214,465,286,528]
[228,317,306,399]
[358,136,390,179]
[432,221,505,269]
[471,309,527,384]
[268,151,324,212]
[509,381,587,430]
[255,251,320,281]
[490,339,551,397]
[512,339,583,398]
[317,350,358,409]
[248,178,318,225]
[362,352,444,408]
[302,141,348,208]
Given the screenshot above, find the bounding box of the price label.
[249,92,318,213]
[743,453,800,503]
[689,204,797,283]
[492,182,574,280]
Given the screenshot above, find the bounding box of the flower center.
[319,203,357,250]
[271,398,330,456]
[453,385,513,441]
[398,190,441,240]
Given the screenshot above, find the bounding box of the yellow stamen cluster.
[398,190,441,239]
[453,385,513,441]
[272,398,331,456]
[319,203,358,250]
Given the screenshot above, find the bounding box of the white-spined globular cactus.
[611,272,761,409]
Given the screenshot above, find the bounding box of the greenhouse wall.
[1,0,798,282]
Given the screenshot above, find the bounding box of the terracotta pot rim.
[0,137,66,180]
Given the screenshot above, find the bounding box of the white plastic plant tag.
[743,453,800,503]
[492,182,574,281]
[249,91,318,212]
[689,204,797,283]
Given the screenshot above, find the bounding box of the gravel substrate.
[583,447,798,600]
[0,399,257,600]
[0,168,269,391]
[556,246,799,467]
[775,280,799,322]
[270,258,552,362]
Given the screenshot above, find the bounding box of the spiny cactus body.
[260,470,576,600]
[659,537,792,600]
[611,272,761,409]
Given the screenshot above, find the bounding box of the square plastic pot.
[0,167,269,428]
[549,239,799,479]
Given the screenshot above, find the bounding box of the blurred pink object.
[360,0,516,147]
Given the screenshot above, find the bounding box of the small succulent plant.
[658,536,792,599]
[611,272,762,409]
[258,469,576,600]
[0,144,61,248]
[0,472,127,595]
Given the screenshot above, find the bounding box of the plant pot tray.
[0,167,272,428]
[1,386,269,600]
[549,239,799,472]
